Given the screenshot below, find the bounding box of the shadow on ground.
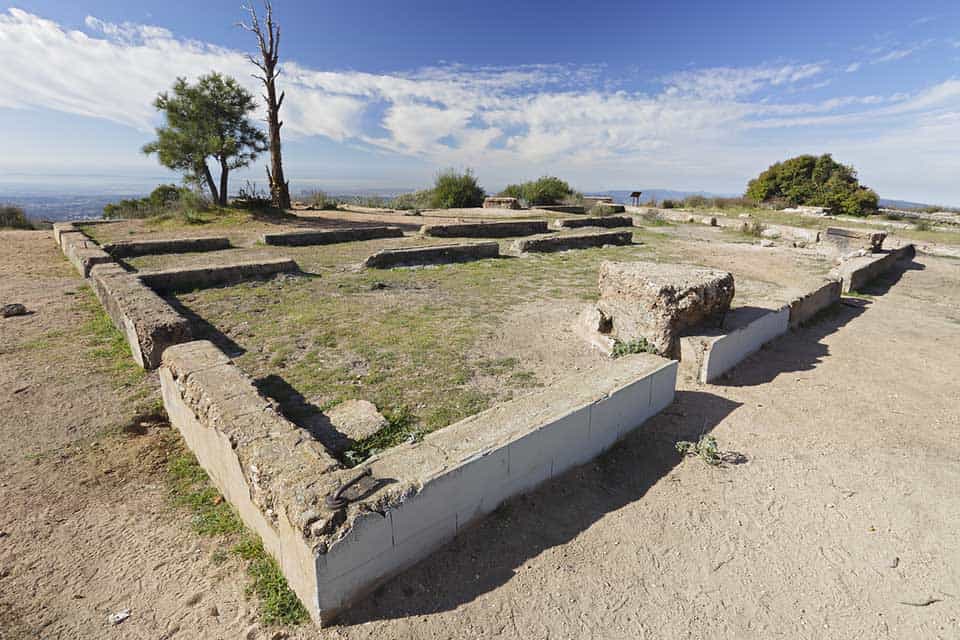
[339,389,742,626]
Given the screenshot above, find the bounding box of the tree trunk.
[241,1,291,210]
[202,163,220,205]
[219,159,230,207]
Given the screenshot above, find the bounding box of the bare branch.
[276,90,285,109]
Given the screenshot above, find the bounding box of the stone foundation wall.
[364,242,499,268]
[836,245,915,293]
[419,221,548,238]
[510,231,632,254]
[104,236,231,258]
[262,227,403,246]
[138,258,298,292]
[160,340,677,625]
[553,216,633,229]
[788,278,842,328]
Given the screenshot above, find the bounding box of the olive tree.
[142,73,267,206]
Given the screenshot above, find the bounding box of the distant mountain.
[878,198,954,211]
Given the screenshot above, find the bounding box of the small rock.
[108,609,131,625]
[207,604,219,617]
[244,624,259,639]
[890,556,900,568]
[2,303,27,318]
[0,530,7,538]
[185,592,202,606]
[760,239,775,248]
[270,632,288,640]
[326,399,389,441]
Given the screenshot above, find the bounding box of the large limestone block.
[596,261,734,357]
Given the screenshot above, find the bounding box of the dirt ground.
[2,229,958,639]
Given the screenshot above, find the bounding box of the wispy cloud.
[845,62,862,73]
[0,8,959,200]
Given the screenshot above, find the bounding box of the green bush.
[103,184,201,219]
[661,199,678,209]
[0,204,32,229]
[430,169,485,209]
[390,189,434,211]
[305,190,341,210]
[746,154,879,216]
[498,176,577,206]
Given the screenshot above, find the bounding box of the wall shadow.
[859,258,924,295]
[340,389,743,626]
[253,374,352,456]
[715,299,868,387]
[163,294,245,358]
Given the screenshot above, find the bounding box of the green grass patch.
[77,287,146,388]
[165,444,308,625]
[611,337,657,358]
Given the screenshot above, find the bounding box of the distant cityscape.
[1,189,948,223]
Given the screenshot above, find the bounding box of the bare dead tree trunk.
[219,158,230,207]
[239,1,291,209]
[202,163,220,205]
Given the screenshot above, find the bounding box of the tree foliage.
[142,73,267,206]
[745,154,879,216]
[499,176,578,206]
[0,204,32,229]
[430,169,485,208]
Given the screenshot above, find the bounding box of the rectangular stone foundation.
[788,278,842,328]
[262,227,404,246]
[836,245,915,293]
[419,220,548,238]
[160,340,677,625]
[553,216,634,229]
[681,306,790,383]
[139,258,298,292]
[104,236,231,258]
[364,242,499,268]
[90,264,193,369]
[510,231,632,253]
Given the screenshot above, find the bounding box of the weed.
[675,434,721,465]
[342,406,421,465]
[233,535,310,625]
[913,220,932,232]
[77,287,145,388]
[164,444,308,625]
[611,337,657,358]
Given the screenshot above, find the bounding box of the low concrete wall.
[532,205,586,214]
[553,216,634,229]
[161,340,677,625]
[364,242,499,268]
[511,230,632,254]
[262,227,404,246]
[836,245,915,293]
[139,258,298,292]
[90,264,192,369]
[788,278,842,328]
[419,220,548,238]
[104,236,231,258]
[681,306,790,383]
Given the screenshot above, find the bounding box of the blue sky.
[1,1,959,203]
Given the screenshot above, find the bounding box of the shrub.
[430,169,485,209]
[232,181,273,210]
[305,190,340,210]
[103,184,201,219]
[661,199,678,209]
[390,189,434,210]
[0,204,32,229]
[746,154,879,216]
[499,176,577,206]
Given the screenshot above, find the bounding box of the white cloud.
[845,62,862,73]
[0,9,959,201]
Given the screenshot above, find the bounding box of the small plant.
[233,535,310,625]
[675,434,721,465]
[306,190,341,210]
[611,337,657,358]
[661,199,678,209]
[913,220,932,232]
[233,181,274,209]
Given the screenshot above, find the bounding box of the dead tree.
[239,1,291,209]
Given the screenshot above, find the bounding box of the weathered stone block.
[482,196,521,209]
[554,215,633,229]
[823,227,886,253]
[510,230,632,254]
[262,227,403,246]
[103,236,231,257]
[596,261,734,357]
[419,220,548,238]
[364,242,499,268]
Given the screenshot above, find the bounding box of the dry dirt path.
[1,230,958,639]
